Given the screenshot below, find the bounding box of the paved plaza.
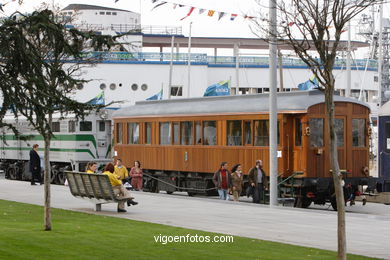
[0,177,389,259]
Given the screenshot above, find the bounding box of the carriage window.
[80,121,92,132]
[127,123,139,144]
[160,122,171,145]
[181,121,193,145]
[335,119,344,147]
[51,122,60,132]
[386,123,390,153]
[68,121,76,133]
[295,119,302,146]
[244,121,251,145]
[254,120,268,146]
[227,120,242,146]
[116,123,123,144]
[352,119,365,147]
[173,122,180,145]
[203,121,216,145]
[309,118,324,147]
[195,121,202,144]
[145,122,152,144]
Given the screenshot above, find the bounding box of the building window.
[173,122,180,145]
[309,118,324,147]
[295,119,302,146]
[335,118,344,147]
[99,121,105,132]
[51,122,60,132]
[227,120,242,146]
[160,122,171,145]
[195,121,202,144]
[128,123,139,144]
[238,88,250,95]
[145,122,152,144]
[203,121,216,145]
[244,121,251,145]
[352,119,365,147]
[80,121,92,132]
[68,121,76,133]
[181,121,193,145]
[170,86,183,96]
[116,123,123,144]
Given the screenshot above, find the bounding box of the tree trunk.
[324,74,346,260]
[43,115,52,231]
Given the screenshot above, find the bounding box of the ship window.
[100,83,106,90]
[335,118,344,147]
[145,122,152,144]
[80,121,92,132]
[141,84,148,91]
[110,83,116,90]
[227,120,242,146]
[51,122,60,132]
[131,84,138,91]
[68,121,76,133]
[170,86,183,96]
[195,121,202,144]
[352,119,365,147]
[244,121,252,145]
[127,123,139,144]
[309,118,324,147]
[112,12,117,15]
[203,121,216,145]
[160,122,171,145]
[116,123,122,144]
[295,119,302,146]
[99,12,105,15]
[181,121,193,145]
[106,12,112,15]
[173,122,180,145]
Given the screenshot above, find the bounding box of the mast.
[187,22,192,98]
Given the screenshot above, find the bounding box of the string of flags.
[114,0,255,21]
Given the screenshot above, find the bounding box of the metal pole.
[346,21,351,98]
[378,4,383,106]
[187,22,192,98]
[168,35,175,99]
[278,49,284,92]
[269,0,278,207]
[234,43,240,94]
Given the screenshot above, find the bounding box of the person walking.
[231,164,244,202]
[29,144,42,185]
[130,161,143,191]
[248,160,268,203]
[213,162,232,200]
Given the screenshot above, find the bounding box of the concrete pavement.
[0,177,389,259]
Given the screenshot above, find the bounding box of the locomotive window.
[203,121,216,145]
[227,120,242,146]
[195,121,202,144]
[160,122,171,145]
[181,121,193,145]
[99,121,105,132]
[145,122,152,144]
[127,123,139,144]
[68,121,76,133]
[80,121,92,132]
[309,118,324,147]
[244,121,251,145]
[51,122,60,132]
[295,119,302,146]
[335,119,344,147]
[352,119,365,147]
[173,122,180,145]
[386,123,390,152]
[116,123,123,144]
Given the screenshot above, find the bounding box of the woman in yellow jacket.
[114,159,129,183]
[85,162,97,174]
[103,163,138,212]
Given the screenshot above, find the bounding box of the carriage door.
[293,117,304,173]
[96,120,112,159]
[334,117,346,171]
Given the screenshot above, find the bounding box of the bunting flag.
[230,14,238,21]
[218,12,226,21]
[198,8,206,15]
[180,7,195,20]
[204,80,230,97]
[207,10,215,17]
[151,1,167,10]
[87,91,105,105]
[146,88,163,100]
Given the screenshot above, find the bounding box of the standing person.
[114,159,129,183]
[103,163,138,213]
[130,161,143,191]
[248,160,268,204]
[231,164,244,202]
[29,144,42,185]
[85,162,97,174]
[213,162,232,200]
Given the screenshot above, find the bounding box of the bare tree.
[252,0,382,259]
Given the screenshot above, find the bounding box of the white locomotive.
[0,110,113,184]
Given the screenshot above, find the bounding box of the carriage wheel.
[7,168,17,180]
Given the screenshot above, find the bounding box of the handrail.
[278,171,304,186]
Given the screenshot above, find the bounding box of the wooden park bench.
[65,171,127,211]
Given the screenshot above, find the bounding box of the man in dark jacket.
[248,160,268,203]
[213,162,232,200]
[29,144,42,185]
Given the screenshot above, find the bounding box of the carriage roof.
[378,100,390,116]
[113,90,369,118]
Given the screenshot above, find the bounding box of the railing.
[70,23,183,35]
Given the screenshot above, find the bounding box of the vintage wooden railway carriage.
[113,90,372,208]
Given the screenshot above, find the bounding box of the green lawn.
[0,200,377,260]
